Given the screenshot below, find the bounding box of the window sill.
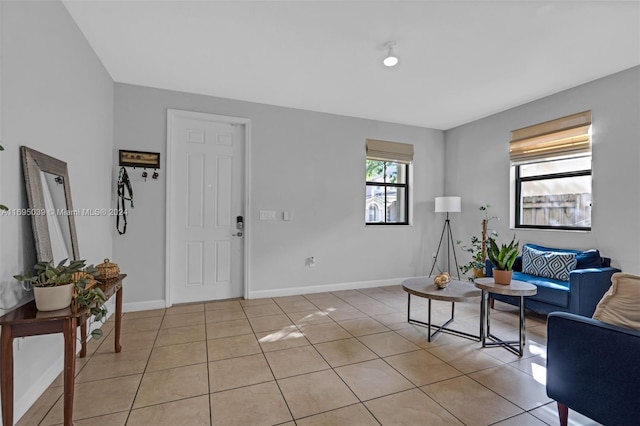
[511,226,591,233]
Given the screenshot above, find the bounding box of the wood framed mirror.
[21,147,80,263]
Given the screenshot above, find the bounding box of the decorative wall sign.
[118,150,160,169]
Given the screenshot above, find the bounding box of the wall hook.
[141,169,148,181]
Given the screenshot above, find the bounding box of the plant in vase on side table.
[487,236,519,285]
[13,259,108,339]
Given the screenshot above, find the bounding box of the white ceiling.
[62,1,640,130]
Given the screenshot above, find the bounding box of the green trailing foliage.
[487,235,519,271]
[75,283,108,340]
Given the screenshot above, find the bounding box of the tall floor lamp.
[429,196,461,279]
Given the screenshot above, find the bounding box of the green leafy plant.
[0,144,6,211]
[14,259,91,287]
[458,235,486,275]
[75,279,108,340]
[14,259,107,339]
[457,205,499,279]
[487,235,520,271]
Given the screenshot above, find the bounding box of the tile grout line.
[123,308,166,425]
[240,298,297,425]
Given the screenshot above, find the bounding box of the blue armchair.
[546,312,640,425]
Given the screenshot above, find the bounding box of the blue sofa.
[485,244,620,317]
[547,312,640,425]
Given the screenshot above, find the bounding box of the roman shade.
[366,139,414,163]
[510,110,592,165]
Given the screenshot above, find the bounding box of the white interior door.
[167,110,245,304]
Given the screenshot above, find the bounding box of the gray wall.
[0,0,114,419]
[445,66,640,275]
[114,83,445,304]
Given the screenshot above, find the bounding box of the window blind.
[366,139,414,163]
[510,111,592,165]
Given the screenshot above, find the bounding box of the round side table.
[402,277,481,342]
[474,278,537,357]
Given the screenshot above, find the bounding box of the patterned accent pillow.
[522,245,577,281]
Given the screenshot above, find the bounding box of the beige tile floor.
[18,285,602,426]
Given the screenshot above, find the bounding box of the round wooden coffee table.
[474,278,537,357]
[402,277,481,342]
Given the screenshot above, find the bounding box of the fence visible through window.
[521,193,591,227]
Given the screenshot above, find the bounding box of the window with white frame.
[511,111,592,230]
[365,139,413,225]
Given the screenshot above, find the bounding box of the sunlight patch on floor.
[258,326,304,342]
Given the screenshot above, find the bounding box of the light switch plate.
[259,210,276,220]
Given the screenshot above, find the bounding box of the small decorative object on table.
[487,235,519,285]
[434,272,451,289]
[97,258,120,280]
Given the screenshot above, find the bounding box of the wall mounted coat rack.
[119,150,160,169]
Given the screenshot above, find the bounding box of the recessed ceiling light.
[383,41,398,67]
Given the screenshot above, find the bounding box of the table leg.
[63,317,77,426]
[427,299,432,341]
[115,286,123,353]
[80,317,87,358]
[1,325,14,426]
[519,296,525,356]
[486,290,492,338]
[405,290,479,342]
[480,290,486,346]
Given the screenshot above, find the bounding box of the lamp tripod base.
[429,214,460,279]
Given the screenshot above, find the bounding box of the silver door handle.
[232,232,243,237]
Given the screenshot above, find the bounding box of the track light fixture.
[383,41,398,67]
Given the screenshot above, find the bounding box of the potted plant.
[14,259,107,339]
[487,235,519,285]
[14,259,99,309]
[458,205,499,280]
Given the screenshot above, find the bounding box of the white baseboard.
[123,299,166,312]
[247,277,411,299]
[135,280,413,307]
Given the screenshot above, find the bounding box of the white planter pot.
[33,283,74,311]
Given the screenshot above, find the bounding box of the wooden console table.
[0,274,125,426]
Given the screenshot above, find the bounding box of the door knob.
[232,232,243,237]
